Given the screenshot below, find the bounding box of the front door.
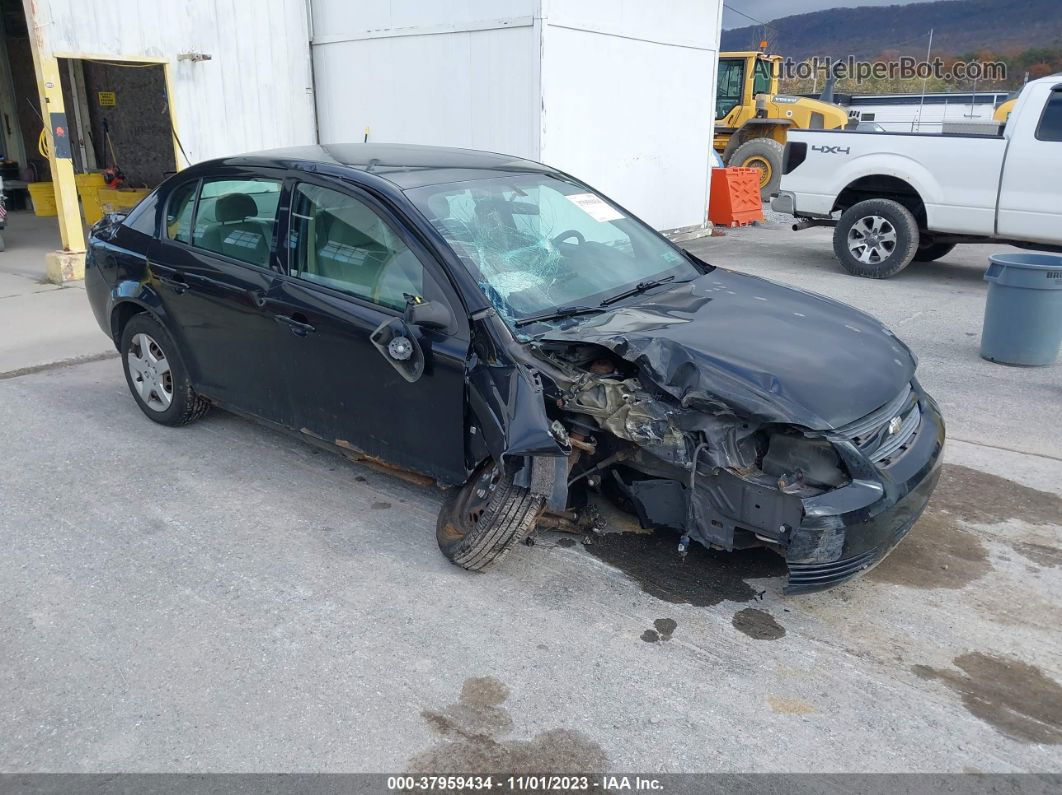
[148,170,294,425]
[997,84,1062,243]
[270,177,470,483]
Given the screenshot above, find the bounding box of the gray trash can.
[980,253,1062,366]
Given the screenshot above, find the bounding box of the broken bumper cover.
[784,395,945,594]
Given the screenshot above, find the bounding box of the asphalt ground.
[1,210,1060,774]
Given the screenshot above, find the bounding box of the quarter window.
[165,181,197,243]
[1036,91,1062,142]
[121,191,159,236]
[191,178,281,268]
[289,183,426,311]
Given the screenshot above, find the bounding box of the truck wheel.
[914,241,956,262]
[436,461,545,571]
[833,199,919,278]
[729,138,784,199]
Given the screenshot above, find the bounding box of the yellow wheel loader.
[715,52,849,198]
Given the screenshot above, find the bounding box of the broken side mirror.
[370,318,425,383]
[405,299,453,330]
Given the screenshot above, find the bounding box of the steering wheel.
[552,229,585,246]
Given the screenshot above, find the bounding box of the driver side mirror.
[405,300,453,330]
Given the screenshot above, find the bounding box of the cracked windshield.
[406,174,701,327]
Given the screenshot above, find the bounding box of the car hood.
[541,269,916,430]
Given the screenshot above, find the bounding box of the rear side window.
[165,181,197,243]
[191,178,282,268]
[1036,91,1062,142]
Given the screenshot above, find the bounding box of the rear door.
[997,84,1062,242]
[147,169,295,425]
[269,175,470,483]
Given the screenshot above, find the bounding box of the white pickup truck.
[772,73,1062,277]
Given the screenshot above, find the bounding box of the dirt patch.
[928,465,1062,526]
[1010,541,1062,569]
[768,696,815,715]
[913,652,1062,744]
[641,618,678,643]
[870,464,1062,589]
[584,530,786,606]
[371,501,391,510]
[868,511,990,589]
[407,676,607,782]
[555,537,577,548]
[732,608,786,640]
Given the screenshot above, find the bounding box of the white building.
[2,0,724,279]
[841,91,1012,133]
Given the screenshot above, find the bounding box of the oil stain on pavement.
[913,652,1062,744]
[870,464,1062,589]
[584,530,786,606]
[641,618,677,643]
[407,676,608,780]
[732,607,786,640]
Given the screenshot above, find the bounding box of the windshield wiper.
[599,274,677,307]
[514,305,606,328]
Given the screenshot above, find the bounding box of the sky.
[722,0,928,29]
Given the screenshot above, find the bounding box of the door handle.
[274,313,316,336]
[157,274,189,294]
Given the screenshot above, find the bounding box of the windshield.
[405,173,701,326]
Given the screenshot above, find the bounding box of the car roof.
[208,142,556,190]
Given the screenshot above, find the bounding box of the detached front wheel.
[833,198,920,278]
[436,462,546,571]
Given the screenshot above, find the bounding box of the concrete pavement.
[1,210,1060,774]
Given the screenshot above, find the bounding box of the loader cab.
[716,53,780,124]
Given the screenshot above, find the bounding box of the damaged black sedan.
[85,144,944,593]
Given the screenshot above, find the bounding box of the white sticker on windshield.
[565,192,624,222]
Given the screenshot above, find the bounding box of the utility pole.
[913,28,934,132]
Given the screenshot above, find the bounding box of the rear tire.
[729,138,784,199]
[914,241,956,262]
[436,462,546,571]
[120,313,210,426]
[833,198,919,278]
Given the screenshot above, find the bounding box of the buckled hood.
[542,269,916,430]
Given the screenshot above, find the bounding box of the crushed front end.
[531,338,944,594]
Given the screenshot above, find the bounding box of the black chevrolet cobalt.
[86,144,944,592]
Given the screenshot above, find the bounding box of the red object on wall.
[709,167,765,227]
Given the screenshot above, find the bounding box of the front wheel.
[728,138,784,199]
[833,198,920,278]
[436,462,546,571]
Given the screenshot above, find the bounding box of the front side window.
[289,183,426,311]
[165,181,197,243]
[1036,91,1062,142]
[190,178,281,268]
[405,173,700,327]
[716,59,746,120]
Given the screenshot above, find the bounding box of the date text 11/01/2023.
[387,775,664,791]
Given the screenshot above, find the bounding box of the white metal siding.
[313,21,540,159]
[540,0,718,230]
[311,0,721,231]
[36,0,317,164]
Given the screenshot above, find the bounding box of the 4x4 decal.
[812,144,851,155]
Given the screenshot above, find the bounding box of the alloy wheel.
[847,215,897,264]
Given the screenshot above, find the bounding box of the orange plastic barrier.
[708,167,765,227]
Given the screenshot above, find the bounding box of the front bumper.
[783,394,945,593]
